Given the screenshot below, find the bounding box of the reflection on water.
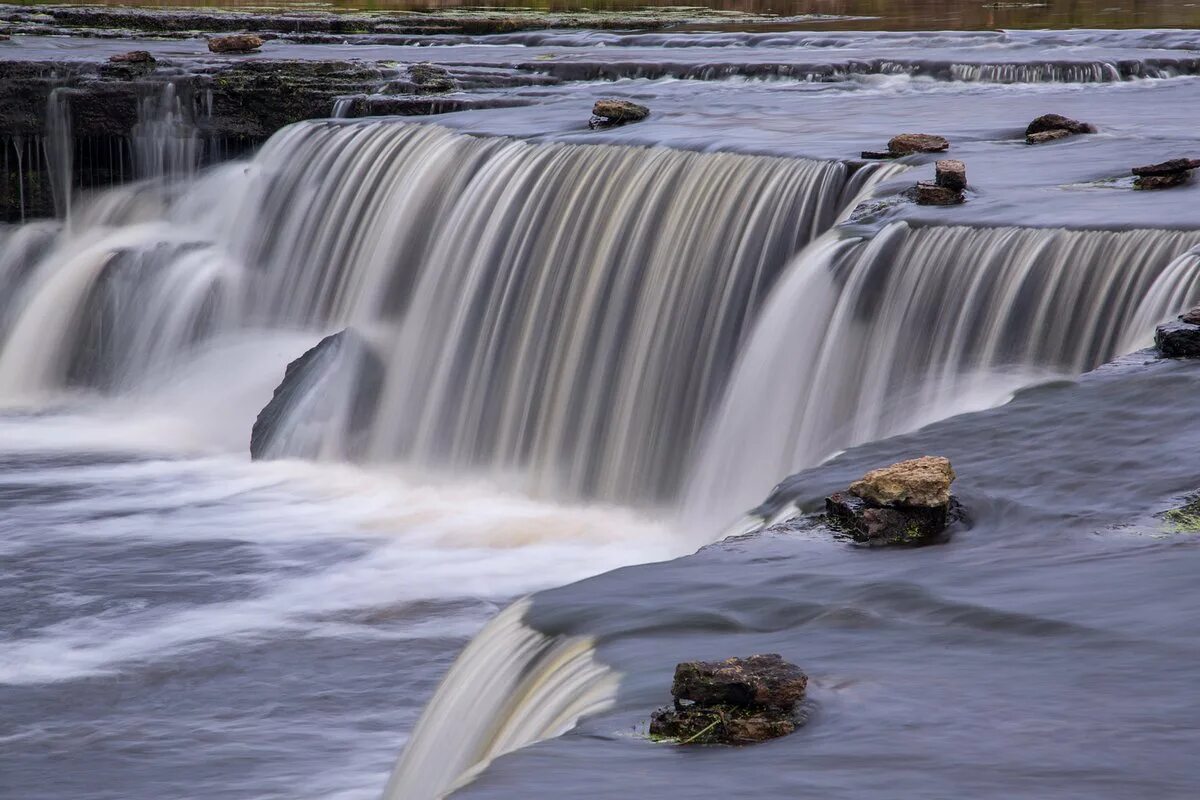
[28,0,1200,30]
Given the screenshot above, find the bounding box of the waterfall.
[683,223,1200,528]
[382,599,617,800]
[0,120,897,504]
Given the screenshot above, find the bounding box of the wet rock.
[1025,113,1096,136]
[826,491,953,545]
[408,62,456,93]
[208,34,264,54]
[250,328,385,460]
[851,455,955,507]
[109,51,155,64]
[860,150,897,160]
[824,456,959,545]
[1026,129,1073,145]
[915,181,963,206]
[589,98,649,129]
[935,159,967,191]
[887,133,949,155]
[672,654,808,711]
[1155,314,1200,358]
[649,655,807,746]
[1132,158,1200,177]
[1136,172,1191,190]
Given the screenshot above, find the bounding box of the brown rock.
[915,181,964,205]
[1026,113,1096,136]
[849,456,955,508]
[1135,172,1190,190]
[109,51,155,64]
[1181,305,1200,325]
[1132,158,1200,177]
[1026,129,1073,145]
[672,654,807,711]
[208,34,264,54]
[888,133,950,155]
[589,98,649,129]
[935,159,966,191]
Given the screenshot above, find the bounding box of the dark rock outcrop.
[407,62,456,93]
[589,99,649,129]
[649,655,807,745]
[1132,158,1199,190]
[208,34,264,54]
[825,456,959,545]
[1156,309,1200,358]
[250,328,385,461]
[1026,113,1096,136]
[109,51,155,64]
[915,181,963,205]
[1025,114,1096,144]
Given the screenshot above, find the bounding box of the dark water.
[464,354,1200,798]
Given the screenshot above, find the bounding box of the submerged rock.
[208,34,264,54]
[825,456,959,545]
[589,99,649,129]
[109,51,156,64]
[250,328,385,460]
[649,655,807,745]
[1155,311,1200,358]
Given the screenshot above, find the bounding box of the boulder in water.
[1025,114,1096,144]
[1155,309,1200,358]
[915,181,964,206]
[208,34,264,54]
[861,133,949,160]
[825,456,959,545]
[589,99,649,129]
[649,655,807,745]
[1025,113,1096,136]
[408,62,456,93]
[250,328,385,460]
[1131,158,1199,190]
[1136,172,1191,190]
[935,159,967,191]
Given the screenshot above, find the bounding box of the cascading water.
[0,119,896,503]
[683,223,1200,528]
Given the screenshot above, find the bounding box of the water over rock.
[589,99,649,129]
[649,655,807,745]
[109,51,155,65]
[250,328,385,461]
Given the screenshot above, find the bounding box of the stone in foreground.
[915,181,963,205]
[935,159,967,191]
[1156,311,1200,358]
[887,133,950,155]
[649,654,807,745]
[850,456,955,507]
[1026,113,1096,136]
[590,99,649,129]
[208,34,264,54]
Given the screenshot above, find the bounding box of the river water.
[2,6,1200,800]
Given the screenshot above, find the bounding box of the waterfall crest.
[684,223,1200,527]
[0,120,897,503]
[382,598,617,800]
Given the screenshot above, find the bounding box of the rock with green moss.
[649,654,807,746]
